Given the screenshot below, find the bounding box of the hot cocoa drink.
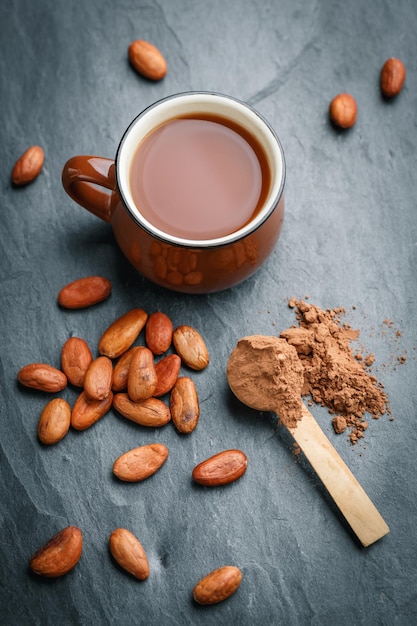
[129,114,271,240]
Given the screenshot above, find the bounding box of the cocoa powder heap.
[280,300,390,443]
[227,335,304,428]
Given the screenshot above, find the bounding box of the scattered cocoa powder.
[280,300,390,444]
[292,443,301,456]
[332,416,347,434]
[364,354,375,367]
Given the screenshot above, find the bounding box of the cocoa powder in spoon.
[227,335,305,428]
[280,300,390,443]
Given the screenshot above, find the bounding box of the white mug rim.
[115,91,285,248]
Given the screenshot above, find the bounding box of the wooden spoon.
[227,335,389,547]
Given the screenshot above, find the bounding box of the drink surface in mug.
[128,114,271,240]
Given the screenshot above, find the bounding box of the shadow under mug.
[62,92,286,294]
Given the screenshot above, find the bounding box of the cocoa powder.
[281,300,390,443]
[227,335,304,428]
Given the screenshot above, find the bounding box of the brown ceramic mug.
[62,92,285,293]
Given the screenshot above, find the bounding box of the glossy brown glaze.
[112,193,284,293]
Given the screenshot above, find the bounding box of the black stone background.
[1,1,416,624]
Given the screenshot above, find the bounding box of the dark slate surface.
[1,1,416,624]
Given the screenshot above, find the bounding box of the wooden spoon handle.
[287,404,389,547]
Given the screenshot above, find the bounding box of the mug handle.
[62,156,119,223]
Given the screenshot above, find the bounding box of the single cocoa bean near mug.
[329,93,357,129]
[170,376,200,433]
[61,337,93,387]
[37,398,71,445]
[109,528,150,580]
[153,353,181,397]
[71,390,113,430]
[83,356,113,400]
[193,565,242,605]
[127,346,158,402]
[98,309,148,358]
[145,311,173,355]
[112,347,140,392]
[29,526,83,578]
[173,325,210,370]
[380,57,406,97]
[192,450,248,486]
[11,145,44,186]
[113,443,169,482]
[17,363,67,393]
[128,39,167,81]
[58,276,112,309]
[113,394,171,427]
